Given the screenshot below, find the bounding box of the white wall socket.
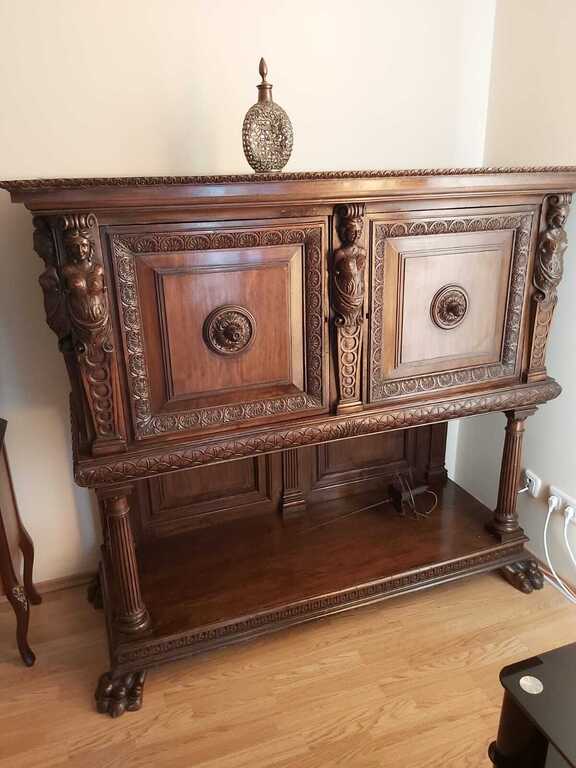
[523,469,542,498]
[549,485,576,523]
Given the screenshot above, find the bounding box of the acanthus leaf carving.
[332,203,366,411]
[529,193,572,377]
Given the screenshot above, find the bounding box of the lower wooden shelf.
[104,479,527,673]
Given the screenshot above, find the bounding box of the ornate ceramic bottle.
[242,58,293,173]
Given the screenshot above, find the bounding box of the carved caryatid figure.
[33,217,70,344]
[61,214,109,347]
[333,207,366,327]
[529,193,572,377]
[333,204,366,411]
[56,213,124,452]
[534,194,570,303]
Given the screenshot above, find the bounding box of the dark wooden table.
[490,643,576,767]
[0,418,41,665]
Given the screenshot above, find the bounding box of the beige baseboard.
[0,571,95,603]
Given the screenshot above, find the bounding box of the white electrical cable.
[562,506,576,572]
[544,495,576,605]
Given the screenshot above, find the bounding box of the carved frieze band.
[75,380,560,486]
[332,203,366,410]
[528,193,572,375]
[370,213,534,401]
[114,541,525,665]
[33,214,125,455]
[111,226,325,438]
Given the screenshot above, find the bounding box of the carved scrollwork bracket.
[332,203,366,413]
[32,214,125,456]
[528,193,572,380]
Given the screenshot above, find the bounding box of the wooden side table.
[0,418,41,666]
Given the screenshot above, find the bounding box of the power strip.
[550,485,576,524]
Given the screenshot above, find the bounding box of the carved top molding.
[3,167,576,191]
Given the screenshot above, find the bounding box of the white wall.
[0,0,496,581]
[453,0,576,583]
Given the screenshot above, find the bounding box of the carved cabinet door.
[107,220,328,440]
[367,206,538,404]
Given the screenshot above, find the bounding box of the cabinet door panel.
[109,221,328,439]
[141,456,279,536]
[368,208,537,403]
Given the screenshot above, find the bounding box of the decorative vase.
[242,58,293,174]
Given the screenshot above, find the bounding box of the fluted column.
[488,408,536,542]
[102,489,150,634]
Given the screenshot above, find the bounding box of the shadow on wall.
[0,196,99,582]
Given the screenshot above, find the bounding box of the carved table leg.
[87,572,103,610]
[6,583,35,667]
[99,488,151,635]
[95,670,146,717]
[500,560,544,594]
[488,408,536,542]
[487,409,545,594]
[18,524,42,606]
[0,509,36,666]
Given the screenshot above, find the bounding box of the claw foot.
[500,559,544,594]
[95,670,146,717]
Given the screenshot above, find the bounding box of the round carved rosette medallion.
[430,285,469,330]
[203,305,256,356]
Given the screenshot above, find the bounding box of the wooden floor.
[0,574,574,768]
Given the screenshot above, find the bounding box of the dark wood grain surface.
[3,169,573,715]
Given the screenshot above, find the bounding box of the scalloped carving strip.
[370,213,533,401]
[111,226,325,438]
[75,380,560,486]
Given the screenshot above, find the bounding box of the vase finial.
[259,57,268,83]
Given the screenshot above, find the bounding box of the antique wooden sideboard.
[1,167,574,717]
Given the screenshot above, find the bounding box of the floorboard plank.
[0,572,573,767]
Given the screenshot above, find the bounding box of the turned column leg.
[488,408,536,542]
[100,489,150,635]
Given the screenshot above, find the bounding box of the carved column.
[281,448,307,520]
[528,193,572,381]
[488,408,536,542]
[32,214,126,456]
[332,203,366,414]
[99,488,151,635]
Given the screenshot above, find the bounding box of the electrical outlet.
[523,469,542,498]
[549,485,576,517]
